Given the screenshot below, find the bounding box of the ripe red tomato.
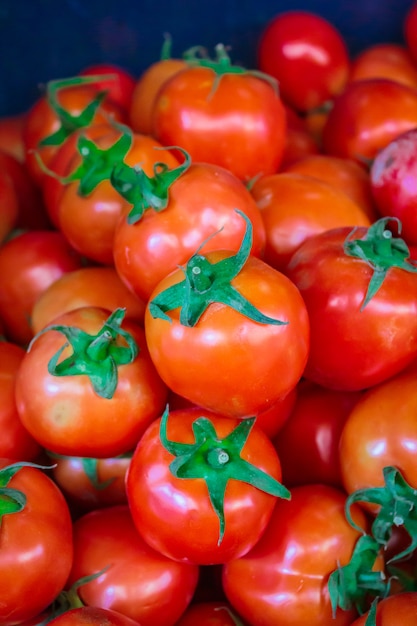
[0,342,42,461]
[280,104,320,169]
[144,222,309,417]
[404,1,417,64]
[222,484,369,626]
[0,168,18,244]
[349,43,417,90]
[0,113,26,162]
[126,406,289,565]
[175,601,246,625]
[15,306,168,457]
[257,10,350,112]
[113,159,267,303]
[78,63,136,112]
[47,607,142,626]
[151,45,286,182]
[369,127,417,245]
[322,78,417,164]
[66,504,199,625]
[0,230,83,346]
[350,592,417,625]
[0,460,74,625]
[286,221,417,391]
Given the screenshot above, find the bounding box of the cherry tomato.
[0,113,26,161]
[0,230,83,346]
[126,407,288,565]
[66,504,199,626]
[79,62,136,112]
[349,43,417,89]
[322,78,417,164]
[222,484,369,626]
[15,306,168,457]
[0,460,74,625]
[250,171,370,272]
[257,10,350,112]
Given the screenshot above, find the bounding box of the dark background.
[0,0,415,116]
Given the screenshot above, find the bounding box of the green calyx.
[149,209,288,328]
[29,308,138,399]
[159,406,291,545]
[343,217,417,310]
[183,43,278,96]
[345,466,417,564]
[328,534,389,618]
[0,462,54,525]
[39,75,116,148]
[110,146,191,224]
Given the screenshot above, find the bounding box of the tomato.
[15,306,168,457]
[257,10,350,112]
[339,368,417,504]
[404,0,417,64]
[222,484,369,626]
[0,230,83,346]
[322,78,417,164]
[126,406,289,565]
[349,43,417,90]
[47,607,141,626]
[0,113,26,162]
[0,168,19,244]
[286,221,417,391]
[250,171,370,272]
[0,342,42,461]
[273,380,362,489]
[23,77,126,186]
[151,45,286,182]
[0,460,73,625]
[254,387,297,440]
[350,592,417,625]
[30,266,146,335]
[175,601,247,625]
[280,104,320,169]
[144,214,309,417]
[369,127,417,246]
[113,158,267,303]
[66,504,199,626]
[284,154,379,222]
[79,62,136,112]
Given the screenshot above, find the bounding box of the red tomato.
[175,601,247,625]
[349,43,417,90]
[369,127,417,245]
[322,78,417,164]
[250,171,370,272]
[0,168,19,244]
[31,266,146,335]
[222,484,369,626]
[254,387,297,440]
[48,607,141,625]
[0,113,26,161]
[279,104,320,169]
[0,230,83,346]
[79,63,136,112]
[144,235,309,417]
[350,592,417,625]
[257,10,350,112]
[286,222,417,391]
[66,504,199,626]
[0,460,73,625]
[404,1,417,64]
[151,45,287,182]
[0,342,42,461]
[126,407,289,565]
[15,306,168,457]
[273,380,362,489]
[113,160,267,302]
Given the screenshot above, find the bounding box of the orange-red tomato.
[404,0,417,64]
[47,607,141,626]
[78,62,136,112]
[175,601,246,625]
[349,43,417,89]
[0,168,19,244]
[280,104,320,169]
[0,113,26,161]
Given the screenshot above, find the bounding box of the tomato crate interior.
[3,1,417,625]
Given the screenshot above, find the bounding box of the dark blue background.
[0,0,415,116]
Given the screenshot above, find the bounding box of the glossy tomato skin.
[66,505,199,626]
[175,601,247,625]
[152,67,286,182]
[47,607,142,625]
[0,342,42,461]
[0,460,74,626]
[405,1,417,64]
[113,162,267,302]
[257,10,350,112]
[286,226,417,391]
[322,78,417,164]
[0,230,83,346]
[370,128,417,245]
[339,369,417,502]
[350,592,417,625]
[222,484,368,626]
[145,250,309,418]
[15,306,168,458]
[78,63,136,112]
[126,407,285,565]
[349,43,417,90]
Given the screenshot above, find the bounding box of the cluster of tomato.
[2,4,417,626]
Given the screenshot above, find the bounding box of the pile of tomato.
[3,3,417,625]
